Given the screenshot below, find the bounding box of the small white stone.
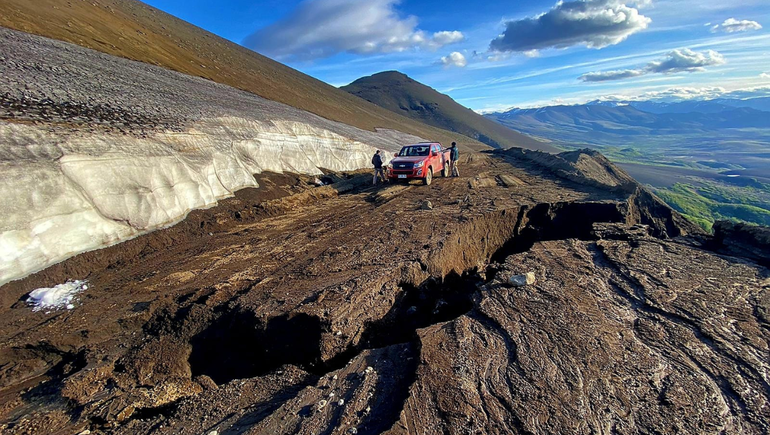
[332,374,338,380]
[338,399,345,406]
[317,399,328,410]
[365,366,374,374]
[509,272,536,287]
[208,431,218,435]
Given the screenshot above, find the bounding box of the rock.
[508,272,536,287]
[420,200,433,210]
[712,220,770,267]
[195,375,218,391]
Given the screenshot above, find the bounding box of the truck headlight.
[414,160,424,168]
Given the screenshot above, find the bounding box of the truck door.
[433,144,443,170]
[431,144,440,171]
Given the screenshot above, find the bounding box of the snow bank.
[27,280,88,312]
[0,118,411,285]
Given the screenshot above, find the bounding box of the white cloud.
[244,0,464,60]
[489,0,650,53]
[710,18,762,33]
[646,49,725,73]
[595,86,770,102]
[493,86,770,111]
[579,48,725,82]
[432,31,465,45]
[441,52,467,68]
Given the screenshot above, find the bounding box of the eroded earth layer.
[1,145,767,434]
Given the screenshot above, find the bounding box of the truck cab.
[387,142,451,185]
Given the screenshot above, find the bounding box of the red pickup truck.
[387,142,451,185]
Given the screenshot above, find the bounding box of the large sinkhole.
[491,201,626,263]
[359,270,481,350]
[188,311,323,385]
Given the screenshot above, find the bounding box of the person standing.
[450,142,460,177]
[372,150,385,185]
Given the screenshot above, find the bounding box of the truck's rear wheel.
[424,168,433,185]
[442,165,449,177]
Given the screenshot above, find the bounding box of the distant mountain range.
[342,71,557,152]
[485,99,770,147]
[586,97,770,114]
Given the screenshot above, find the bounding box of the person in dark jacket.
[372,150,385,185]
[449,142,460,177]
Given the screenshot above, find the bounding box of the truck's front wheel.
[442,165,449,177]
[424,168,433,185]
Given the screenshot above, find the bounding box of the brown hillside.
[0,0,489,150]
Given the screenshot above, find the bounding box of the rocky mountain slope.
[342,71,557,152]
[0,0,485,150]
[0,27,424,285]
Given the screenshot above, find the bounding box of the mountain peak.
[348,70,413,85]
[342,72,557,152]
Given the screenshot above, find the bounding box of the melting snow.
[27,280,88,312]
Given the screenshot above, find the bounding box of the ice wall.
[0,118,410,285]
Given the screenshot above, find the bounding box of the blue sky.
[145,0,770,111]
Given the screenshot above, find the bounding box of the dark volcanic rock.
[713,220,770,267]
[388,231,769,434]
[499,147,704,238]
[500,147,638,193]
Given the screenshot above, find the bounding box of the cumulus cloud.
[579,48,725,82]
[432,31,465,45]
[441,52,467,68]
[489,0,650,53]
[710,18,762,33]
[646,49,725,73]
[244,0,464,60]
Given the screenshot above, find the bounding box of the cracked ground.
[1,149,768,434]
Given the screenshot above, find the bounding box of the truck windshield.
[398,146,430,157]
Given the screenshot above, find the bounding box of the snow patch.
[27,280,88,312]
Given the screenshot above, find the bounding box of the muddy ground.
[0,150,768,434]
